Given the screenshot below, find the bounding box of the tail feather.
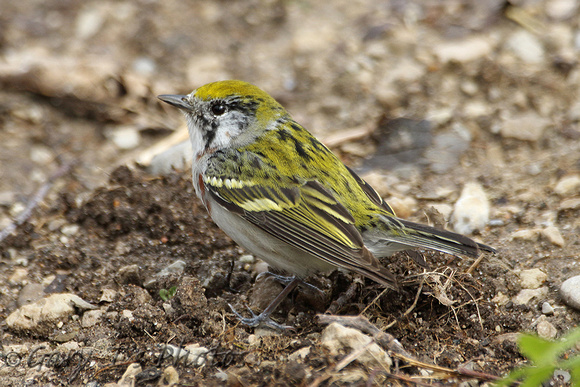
[394,218,495,258]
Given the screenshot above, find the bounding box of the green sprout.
[496,327,580,386]
[159,286,178,301]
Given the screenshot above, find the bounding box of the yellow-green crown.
[194,80,273,103]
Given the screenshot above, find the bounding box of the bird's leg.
[229,276,301,329]
[257,271,323,295]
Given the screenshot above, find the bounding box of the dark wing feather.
[344,165,395,215]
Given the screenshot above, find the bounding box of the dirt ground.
[1,1,579,386]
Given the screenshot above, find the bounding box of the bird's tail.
[383,217,495,258]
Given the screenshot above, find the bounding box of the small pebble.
[117,363,142,386]
[108,126,140,150]
[554,175,580,196]
[536,320,557,340]
[492,292,510,306]
[288,346,311,362]
[61,224,79,236]
[560,198,580,210]
[239,254,255,264]
[433,36,493,63]
[511,228,541,241]
[541,301,555,315]
[505,30,545,63]
[513,287,549,305]
[148,141,193,176]
[451,182,490,234]
[518,268,547,289]
[100,288,117,302]
[321,322,391,369]
[553,370,571,383]
[546,0,578,20]
[560,275,580,311]
[159,366,180,386]
[501,113,550,142]
[81,309,104,328]
[386,196,416,219]
[541,226,564,246]
[144,260,186,288]
[9,267,29,285]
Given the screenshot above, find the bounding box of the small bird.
[158,80,494,328]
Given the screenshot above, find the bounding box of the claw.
[228,303,292,330]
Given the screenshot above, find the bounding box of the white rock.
[117,363,142,386]
[560,198,580,210]
[513,287,549,305]
[81,309,104,328]
[144,260,187,288]
[541,302,555,315]
[321,322,391,369]
[288,346,311,362]
[183,344,212,367]
[505,30,545,63]
[546,0,578,20]
[434,36,493,63]
[239,254,255,264]
[518,269,547,289]
[76,5,105,40]
[386,196,416,219]
[511,228,542,241]
[148,141,193,176]
[451,182,490,234]
[108,127,140,150]
[9,267,29,285]
[159,344,211,367]
[501,113,550,141]
[560,275,580,311]
[5,294,96,332]
[537,320,558,339]
[159,366,179,386]
[61,224,79,236]
[121,310,134,321]
[492,292,510,306]
[100,289,117,303]
[554,175,580,196]
[30,145,54,164]
[542,226,565,247]
[429,204,453,220]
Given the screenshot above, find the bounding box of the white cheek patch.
[208,111,247,149]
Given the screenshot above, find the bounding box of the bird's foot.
[228,303,292,330]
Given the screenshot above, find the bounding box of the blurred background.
[1,0,578,198]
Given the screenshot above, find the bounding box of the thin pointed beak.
[158,94,191,111]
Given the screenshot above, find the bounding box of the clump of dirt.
[0,166,533,385]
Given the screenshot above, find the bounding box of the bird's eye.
[211,103,227,116]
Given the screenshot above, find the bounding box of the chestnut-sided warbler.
[158,80,494,328]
